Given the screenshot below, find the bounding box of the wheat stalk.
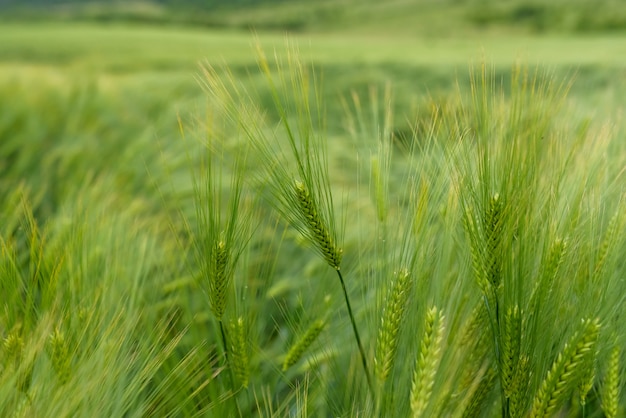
[370,156,387,223]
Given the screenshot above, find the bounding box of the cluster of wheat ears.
[1,45,624,417]
[183,44,625,417]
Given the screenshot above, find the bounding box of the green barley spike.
[3,331,24,367]
[578,346,597,407]
[462,366,498,418]
[601,344,620,418]
[283,319,326,371]
[484,192,503,288]
[294,180,342,269]
[229,317,250,388]
[509,355,530,418]
[529,238,566,316]
[209,239,229,320]
[502,305,521,397]
[375,268,412,383]
[48,327,71,385]
[530,318,600,418]
[463,207,488,293]
[410,307,446,418]
[592,209,622,283]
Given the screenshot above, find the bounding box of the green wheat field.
[1,1,625,416]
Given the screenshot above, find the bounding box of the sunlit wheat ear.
[530,318,600,418]
[293,180,342,270]
[375,268,412,383]
[209,238,229,320]
[229,317,249,388]
[282,319,326,371]
[502,305,521,397]
[48,326,71,385]
[410,306,446,418]
[601,344,620,418]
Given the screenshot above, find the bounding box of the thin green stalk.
[336,269,374,397]
[218,319,241,415]
[217,320,233,383]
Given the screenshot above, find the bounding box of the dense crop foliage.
[0,14,625,417]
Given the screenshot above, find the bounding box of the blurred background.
[1,0,625,218]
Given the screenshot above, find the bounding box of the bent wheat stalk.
[293,180,374,395]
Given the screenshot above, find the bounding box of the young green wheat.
[601,344,621,418]
[410,306,446,418]
[530,318,600,418]
[283,319,326,371]
[375,268,412,383]
[294,180,342,270]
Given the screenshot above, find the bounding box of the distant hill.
[2,0,626,35]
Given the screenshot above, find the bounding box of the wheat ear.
[410,306,446,418]
[458,303,491,392]
[601,344,620,418]
[509,355,530,418]
[578,344,597,407]
[501,305,521,397]
[293,179,373,393]
[529,238,567,316]
[375,268,412,383]
[283,319,326,371]
[209,239,229,320]
[530,318,600,418]
[294,180,342,270]
[229,317,249,388]
[592,209,621,283]
[3,330,30,391]
[48,326,71,385]
[484,192,503,288]
[462,366,498,418]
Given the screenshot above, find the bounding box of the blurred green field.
[2,22,625,134]
[2,23,624,203]
[1,16,626,417]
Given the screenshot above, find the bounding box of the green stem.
[336,269,375,398]
[218,320,242,415]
